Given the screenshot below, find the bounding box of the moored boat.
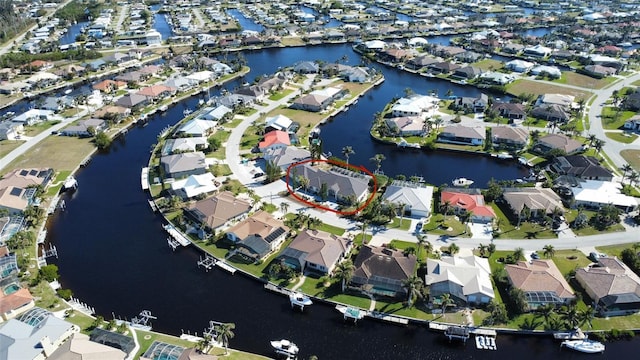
[452,177,474,187]
[270,339,299,357]
[561,338,605,354]
[554,327,587,340]
[289,292,313,309]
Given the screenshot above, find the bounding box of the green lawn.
[316,222,346,235]
[388,216,411,230]
[373,299,431,320]
[605,131,638,144]
[424,214,469,237]
[269,89,294,101]
[490,202,557,239]
[472,59,503,71]
[600,107,636,130]
[551,250,592,275]
[207,130,231,160]
[596,243,638,258]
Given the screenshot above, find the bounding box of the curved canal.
[46,43,639,358]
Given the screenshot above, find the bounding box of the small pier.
[215,260,236,274]
[167,237,181,251]
[148,199,158,212]
[141,167,149,191]
[368,311,409,325]
[444,325,471,343]
[130,310,156,331]
[36,229,47,244]
[163,224,191,247]
[197,255,217,272]
[336,305,367,323]
[37,244,58,267]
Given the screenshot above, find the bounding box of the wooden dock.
[215,260,236,274]
[368,311,409,325]
[163,224,191,247]
[148,199,158,212]
[141,167,150,191]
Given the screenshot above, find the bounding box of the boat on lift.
[270,339,299,357]
[289,292,313,309]
[452,177,474,187]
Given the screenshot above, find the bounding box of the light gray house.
[160,152,208,178]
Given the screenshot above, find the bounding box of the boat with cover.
[554,327,587,340]
[270,339,299,357]
[452,177,474,187]
[561,338,605,354]
[289,292,313,308]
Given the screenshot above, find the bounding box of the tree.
[341,146,355,166]
[448,243,460,255]
[279,202,289,215]
[509,287,528,314]
[478,243,488,257]
[208,137,222,151]
[39,264,59,282]
[578,306,595,329]
[487,243,496,257]
[537,303,557,329]
[265,160,283,183]
[398,275,422,307]
[562,305,580,329]
[94,131,111,149]
[621,163,633,183]
[7,230,34,250]
[215,323,235,355]
[334,260,355,292]
[512,247,525,262]
[357,219,369,243]
[543,244,555,258]
[397,202,406,227]
[369,153,386,174]
[439,293,454,314]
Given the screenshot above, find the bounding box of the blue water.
[153,12,174,40]
[227,9,264,33]
[59,21,89,45]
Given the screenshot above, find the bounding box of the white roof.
[265,114,293,131]
[179,119,217,136]
[363,40,387,50]
[506,59,534,69]
[572,180,638,208]
[310,86,342,98]
[531,65,561,76]
[425,255,495,299]
[382,182,433,215]
[12,109,54,122]
[392,94,438,114]
[407,37,428,47]
[171,173,217,198]
[186,71,215,81]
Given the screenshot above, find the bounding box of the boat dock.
[444,325,471,343]
[196,255,236,274]
[367,311,409,325]
[163,224,191,247]
[336,305,367,323]
[264,283,291,296]
[215,260,236,274]
[141,167,149,191]
[148,199,158,212]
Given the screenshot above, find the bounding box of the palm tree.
[279,202,289,215]
[562,305,580,329]
[578,306,595,329]
[478,243,488,257]
[594,138,605,155]
[342,146,355,166]
[357,219,369,243]
[215,323,235,355]
[397,202,406,227]
[417,235,428,258]
[537,303,556,329]
[369,153,386,174]
[439,293,454,314]
[196,334,213,354]
[621,163,633,183]
[587,133,597,148]
[487,243,496,257]
[542,244,555,258]
[513,247,525,262]
[402,275,424,307]
[433,115,444,133]
[629,170,639,187]
[448,243,460,255]
[334,260,355,292]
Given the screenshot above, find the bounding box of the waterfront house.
[455,94,489,113]
[186,71,216,84]
[11,109,54,126]
[170,172,218,200]
[265,114,294,133]
[263,146,310,172]
[391,94,439,117]
[258,130,290,153]
[480,71,515,85]
[47,332,126,360]
[226,211,289,261]
[533,133,584,155]
[60,118,107,137]
[550,155,613,181]
[451,66,482,81]
[92,79,127,94]
[114,93,148,110]
[177,118,217,137]
[530,65,561,78]
[0,308,78,359]
[438,125,485,146]
[93,105,131,122]
[405,55,439,70]
[454,51,484,63]
[382,181,434,218]
[502,188,564,220]
[215,93,256,109]
[502,42,525,54]
[523,44,553,58]
[576,257,640,316]
[291,93,333,112]
[236,85,269,102]
[505,259,575,310]
[114,71,145,83]
[160,152,208,179]
[136,85,177,102]
[381,48,409,64]
[425,255,494,306]
[296,163,370,204]
[351,245,417,298]
[505,59,534,73]
[201,105,232,122]
[340,66,373,83]
[293,61,320,74]
[277,229,353,275]
[491,126,530,150]
[185,191,251,234]
[164,76,194,92]
[570,180,637,213]
[384,116,427,136]
[0,168,52,214]
[490,102,526,121]
[440,190,496,223]
[162,137,208,156]
[427,61,460,75]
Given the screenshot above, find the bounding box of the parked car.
[253,172,265,178]
[531,252,540,260]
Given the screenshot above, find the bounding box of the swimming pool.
[3,283,20,295]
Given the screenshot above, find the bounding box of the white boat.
[492,152,513,159]
[270,339,299,357]
[554,328,586,340]
[289,292,313,308]
[518,157,533,167]
[62,176,78,190]
[617,42,633,47]
[159,105,168,112]
[397,139,421,149]
[64,88,73,95]
[561,338,605,354]
[452,177,474,187]
[183,109,193,116]
[336,305,366,321]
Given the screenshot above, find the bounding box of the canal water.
[40,42,638,358]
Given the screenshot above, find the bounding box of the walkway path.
[115,4,129,34]
[291,275,306,291]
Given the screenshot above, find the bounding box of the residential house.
[0,246,35,321]
[533,133,584,155]
[455,94,489,113]
[114,93,148,110]
[164,76,194,92]
[60,118,107,137]
[170,172,218,199]
[291,93,332,112]
[0,308,78,359]
[505,259,575,310]
[93,105,131,122]
[201,105,233,122]
[454,51,484,63]
[490,102,527,121]
[293,61,320,74]
[178,118,217,137]
[427,61,461,75]
[186,71,216,84]
[451,66,482,81]
[92,79,127,94]
[340,66,372,83]
[351,245,417,298]
[536,94,575,108]
[184,191,252,233]
[263,146,310,172]
[623,90,640,110]
[296,163,370,204]
[406,55,439,70]
[136,84,177,102]
[381,181,434,218]
[623,114,640,132]
[265,114,295,134]
[523,44,552,58]
[505,59,535,73]
[571,180,637,213]
[480,71,515,85]
[425,255,494,306]
[384,116,427,136]
[502,187,564,220]
[550,155,613,181]
[440,190,496,223]
[0,168,52,214]
[258,130,290,152]
[576,257,640,316]
[278,229,353,274]
[438,125,486,146]
[530,65,562,78]
[11,109,54,126]
[160,152,208,178]
[584,64,617,77]
[381,48,409,64]
[161,137,209,155]
[0,122,23,141]
[491,126,530,150]
[236,85,269,102]
[391,94,439,117]
[215,94,256,109]
[226,211,289,261]
[502,42,525,54]
[47,333,126,360]
[114,71,145,83]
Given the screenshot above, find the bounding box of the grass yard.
[388,216,412,230]
[269,89,294,101]
[374,299,431,320]
[554,72,615,89]
[605,131,638,144]
[596,243,638,258]
[0,140,23,160]
[551,249,591,275]
[600,106,636,130]
[23,121,61,137]
[620,149,640,171]
[506,79,591,99]
[490,202,557,239]
[472,59,503,71]
[316,222,346,235]
[1,135,96,173]
[423,214,469,237]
